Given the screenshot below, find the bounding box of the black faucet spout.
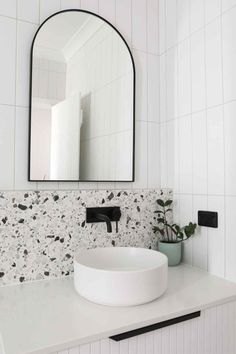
[96,213,112,233]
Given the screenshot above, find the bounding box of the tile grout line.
[219,0,227,280]
[160,0,167,188]
[164,0,168,189]
[114,0,118,191]
[130,0,134,191]
[176,0,180,200]
[114,0,116,26]
[188,0,194,267]
[159,95,236,124]
[159,3,236,57]
[13,2,19,192]
[114,0,117,193]
[157,0,161,188]
[146,0,148,189]
[0,13,39,26]
[36,0,40,192]
[2,189,235,195]
[78,0,82,189]
[7,92,236,115]
[203,0,209,273]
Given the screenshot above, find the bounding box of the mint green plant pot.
[158,241,182,266]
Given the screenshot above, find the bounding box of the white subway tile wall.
[17,0,40,24]
[0,0,17,18]
[159,0,236,281]
[60,0,81,11]
[0,0,160,191]
[0,16,16,106]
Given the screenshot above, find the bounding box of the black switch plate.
[198,211,218,228]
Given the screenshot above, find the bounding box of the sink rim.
[74,247,168,274]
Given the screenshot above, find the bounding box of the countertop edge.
[26,294,236,354]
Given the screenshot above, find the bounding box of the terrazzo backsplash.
[0,189,172,286]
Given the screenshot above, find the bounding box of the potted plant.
[153,198,197,266]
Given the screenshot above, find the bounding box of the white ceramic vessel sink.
[74,247,168,306]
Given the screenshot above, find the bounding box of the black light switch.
[198,211,218,228]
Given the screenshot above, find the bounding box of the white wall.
[31,57,66,180]
[159,0,236,282]
[0,0,160,191]
[32,57,66,101]
[66,24,133,181]
[50,92,81,180]
[31,107,51,179]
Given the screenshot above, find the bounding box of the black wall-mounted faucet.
[86,207,121,233]
[95,213,112,233]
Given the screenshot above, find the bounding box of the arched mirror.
[28,10,135,182]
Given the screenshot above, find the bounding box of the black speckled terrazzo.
[0,189,172,286]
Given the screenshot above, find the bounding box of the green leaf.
[184,222,197,238]
[164,199,173,207]
[171,224,184,239]
[156,199,165,207]
[173,224,181,232]
[177,231,184,240]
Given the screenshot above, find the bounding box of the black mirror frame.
[28,9,135,183]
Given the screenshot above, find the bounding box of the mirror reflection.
[29,11,134,181]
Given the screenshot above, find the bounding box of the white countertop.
[1,264,236,354]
